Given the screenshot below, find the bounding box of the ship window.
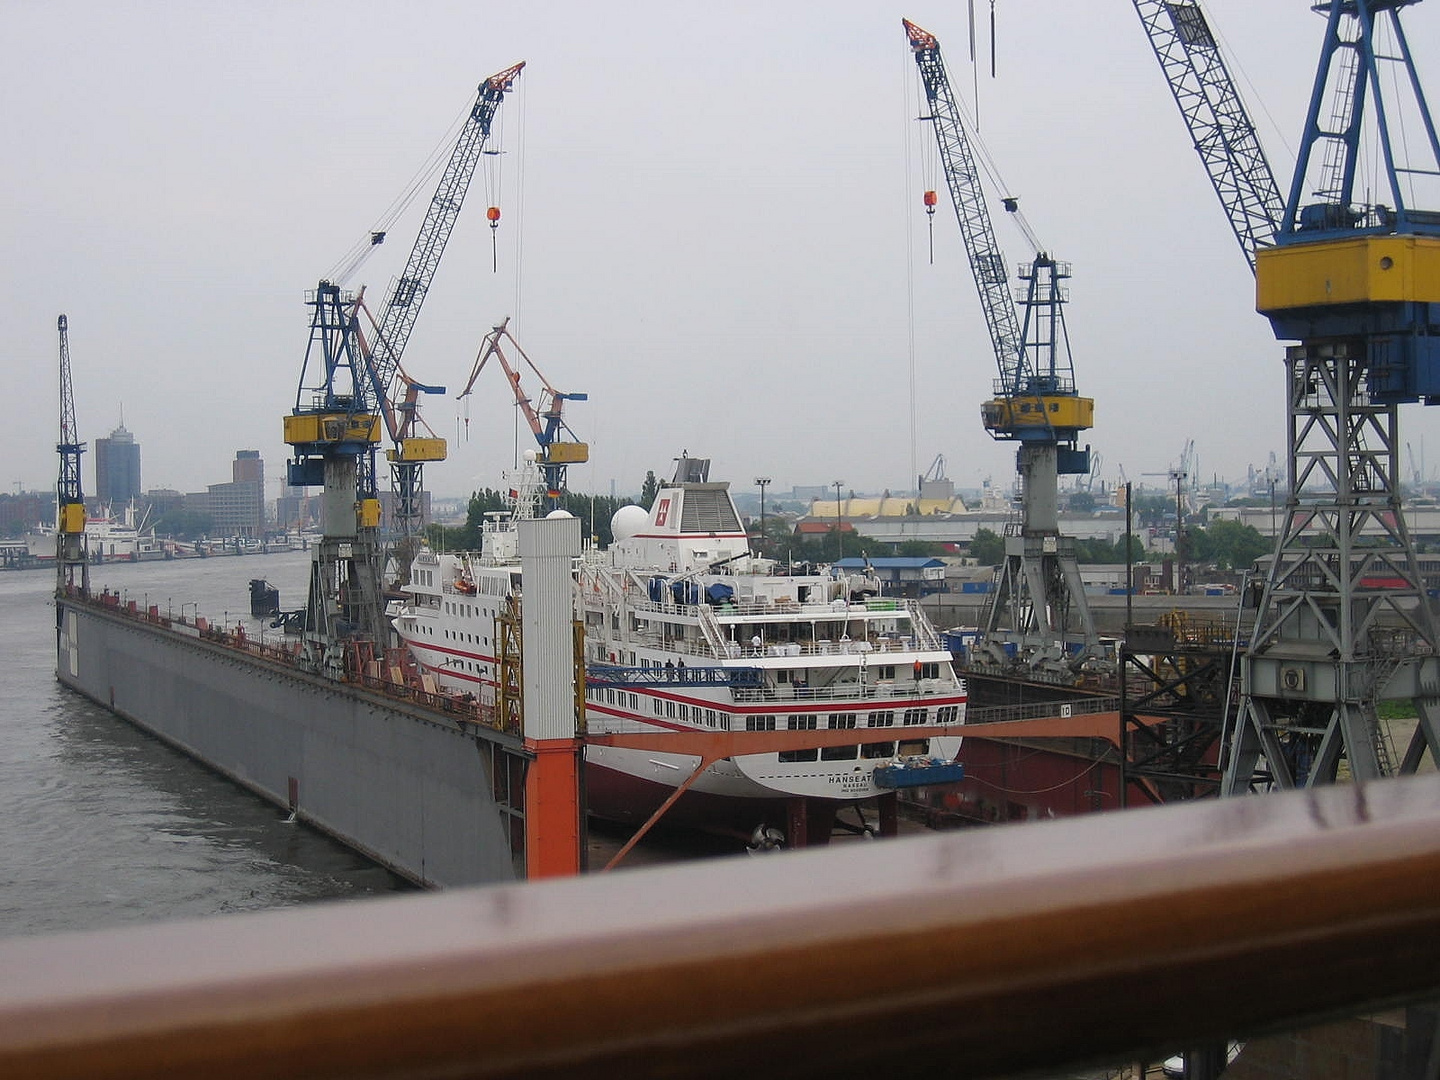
[919,662,940,679]
[788,715,817,730]
[653,699,664,716]
[898,740,928,756]
[821,744,859,761]
[745,715,777,731]
[937,706,959,723]
[868,711,895,727]
[878,665,895,680]
[903,708,928,725]
[776,669,791,684]
[828,714,856,730]
[862,741,896,759]
[779,748,819,763]
[666,701,677,718]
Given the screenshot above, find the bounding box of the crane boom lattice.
[366,62,524,438]
[1132,0,1285,273]
[905,20,1025,395]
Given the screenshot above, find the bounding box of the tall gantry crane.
[284,283,387,671]
[905,18,1100,676]
[458,316,588,506]
[1136,0,1440,790]
[283,63,522,671]
[55,314,88,597]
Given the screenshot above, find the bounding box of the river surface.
[0,550,410,940]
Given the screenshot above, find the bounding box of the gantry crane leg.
[1225,344,1440,793]
[981,441,1101,674]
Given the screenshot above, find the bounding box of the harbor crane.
[458,316,588,506]
[905,18,1101,676]
[284,282,388,670]
[283,62,523,671]
[55,314,88,596]
[1136,0,1440,790]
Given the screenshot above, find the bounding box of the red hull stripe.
[582,704,693,732]
[404,640,497,666]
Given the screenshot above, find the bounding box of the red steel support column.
[524,739,582,879]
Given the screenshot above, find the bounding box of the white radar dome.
[610,504,648,542]
[523,448,538,462]
[545,509,574,519]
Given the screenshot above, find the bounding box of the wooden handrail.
[5,776,1440,1079]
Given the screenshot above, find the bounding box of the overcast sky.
[5,1,1440,506]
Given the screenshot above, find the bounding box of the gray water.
[0,550,409,940]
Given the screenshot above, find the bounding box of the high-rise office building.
[94,422,141,507]
[197,450,266,537]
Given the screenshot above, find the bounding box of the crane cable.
[951,87,1044,255]
[325,99,475,287]
[482,81,513,274]
[905,49,920,497]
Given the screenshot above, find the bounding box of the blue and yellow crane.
[1136,0,1440,789]
[905,18,1100,674]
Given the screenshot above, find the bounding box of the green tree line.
[966,521,1267,569]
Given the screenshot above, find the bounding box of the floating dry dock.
[55,518,586,888]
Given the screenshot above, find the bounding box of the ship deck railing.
[731,677,962,704]
[618,633,949,662]
[622,595,924,623]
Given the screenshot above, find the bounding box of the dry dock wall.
[56,599,519,889]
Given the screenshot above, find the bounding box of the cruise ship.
[392,454,966,845]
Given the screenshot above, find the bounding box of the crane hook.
[924,190,938,264]
[487,206,501,273]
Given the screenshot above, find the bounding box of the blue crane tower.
[905,18,1101,676]
[1136,0,1440,790]
[54,314,89,597]
[283,62,523,671]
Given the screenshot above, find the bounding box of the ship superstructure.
[393,454,966,843]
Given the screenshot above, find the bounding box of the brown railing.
[5,774,1440,1079]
